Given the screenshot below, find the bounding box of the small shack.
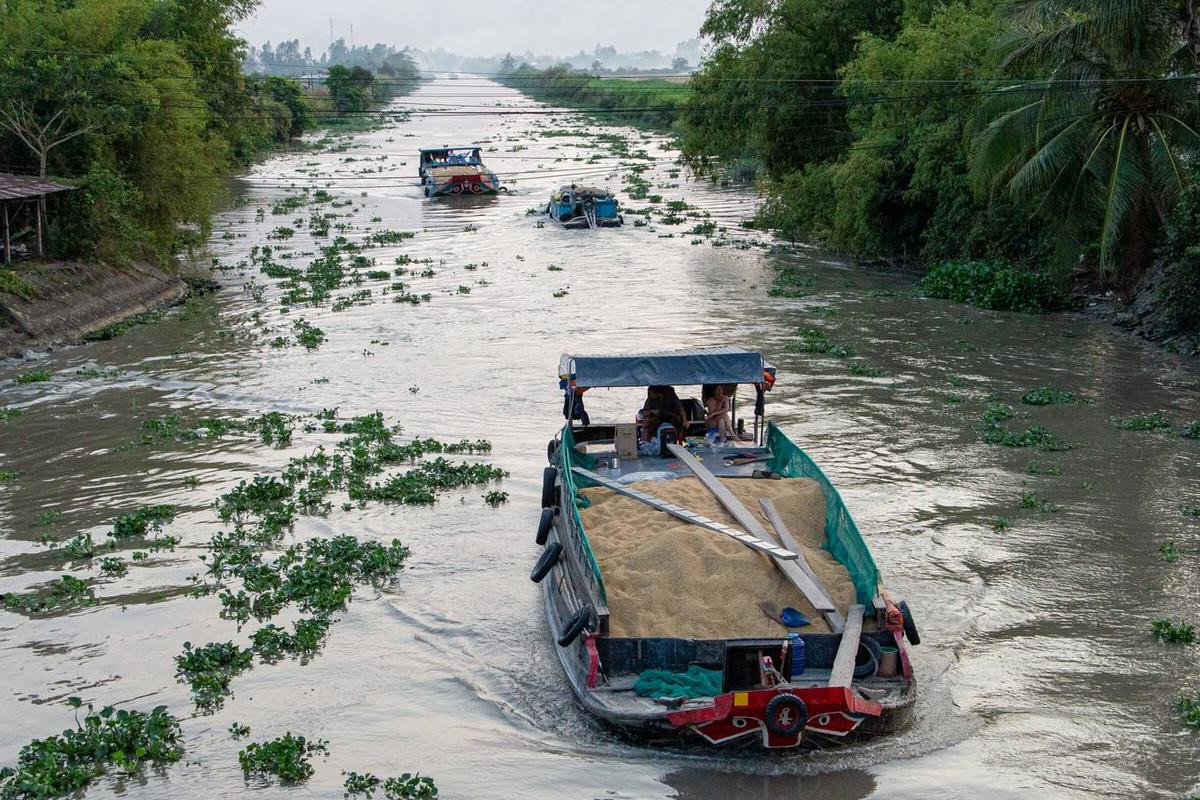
[0,173,75,265]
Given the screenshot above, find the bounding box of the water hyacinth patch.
[1160,543,1180,563]
[1183,421,1200,440]
[1179,694,1200,728]
[1021,386,1081,406]
[14,370,51,384]
[2,575,95,614]
[1151,619,1196,644]
[1116,412,1174,432]
[0,700,183,799]
[175,641,254,710]
[1183,506,1200,517]
[238,733,328,784]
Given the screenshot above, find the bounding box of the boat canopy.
[419,145,481,153]
[559,346,766,388]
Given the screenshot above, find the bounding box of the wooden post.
[35,196,44,258]
[2,202,10,266]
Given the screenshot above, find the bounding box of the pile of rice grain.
[579,476,857,639]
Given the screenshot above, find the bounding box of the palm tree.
[971,1,1200,288]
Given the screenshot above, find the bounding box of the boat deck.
[576,443,773,482]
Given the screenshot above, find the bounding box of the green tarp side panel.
[766,422,880,605]
[634,665,723,699]
[560,426,607,604]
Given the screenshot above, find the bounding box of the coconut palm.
[970,1,1200,287]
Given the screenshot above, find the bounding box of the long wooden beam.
[665,444,836,613]
[571,466,798,560]
[759,498,845,633]
[829,603,865,687]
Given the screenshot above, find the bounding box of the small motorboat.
[546,185,623,228]
[532,347,919,750]
[418,145,501,197]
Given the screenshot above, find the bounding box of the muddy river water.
[2,77,1199,799]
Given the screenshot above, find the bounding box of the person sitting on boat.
[639,385,686,453]
[702,383,743,444]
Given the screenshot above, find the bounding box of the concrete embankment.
[0,261,187,357]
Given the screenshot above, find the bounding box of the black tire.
[535,507,555,546]
[763,694,807,737]
[530,541,562,583]
[546,438,559,465]
[898,600,921,645]
[557,604,592,647]
[540,466,558,509]
[854,636,882,679]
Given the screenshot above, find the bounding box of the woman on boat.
[702,383,739,444]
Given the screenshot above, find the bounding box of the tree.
[325,65,376,112]
[500,52,517,73]
[671,56,689,71]
[971,0,1200,287]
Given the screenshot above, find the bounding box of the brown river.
[2,77,1199,799]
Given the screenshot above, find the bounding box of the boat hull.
[536,426,919,751]
[420,169,502,197]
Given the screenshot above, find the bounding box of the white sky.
[236,0,711,56]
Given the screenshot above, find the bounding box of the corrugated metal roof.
[0,174,75,201]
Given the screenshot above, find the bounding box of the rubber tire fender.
[763,694,808,737]
[557,603,593,647]
[535,506,555,546]
[898,600,921,645]
[546,438,559,465]
[530,541,563,583]
[540,466,558,509]
[854,636,882,679]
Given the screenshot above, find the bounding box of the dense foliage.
[0,1,408,267]
[679,0,1200,312]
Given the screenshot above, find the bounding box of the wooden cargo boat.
[532,347,919,749]
[546,185,623,228]
[418,145,501,197]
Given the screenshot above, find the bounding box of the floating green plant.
[99,557,128,577]
[1021,386,1080,406]
[0,699,183,798]
[484,490,509,507]
[15,370,51,384]
[175,642,254,710]
[293,319,326,350]
[0,407,21,422]
[2,575,95,614]
[991,517,1011,532]
[1018,491,1057,514]
[1183,421,1200,440]
[768,269,815,299]
[1152,619,1196,644]
[230,722,251,739]
[1117,412,1174,432]
[238,733,327,785]
[0,469,20,482]
[112,505,176,539]
[1179,694,1200,728]
[848,362,888,378]
[1026,461,1062,476]
[1160,543,1180,563]
[1183,506,1200,517]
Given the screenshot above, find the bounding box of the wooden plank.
[665,444,836,613]
[571,467,798,560]
[829,604,865,688]
[758,498,846,633]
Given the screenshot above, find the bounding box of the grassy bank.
[498,66,689,130]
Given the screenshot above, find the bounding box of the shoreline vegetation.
[0,1,420,354]
[497,0,1200,356]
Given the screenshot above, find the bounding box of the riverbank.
[0,261,188,358]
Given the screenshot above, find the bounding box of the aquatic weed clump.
[1021,386,1081,406]
[1152,619,1196,644]
[1182,421,1200,440]
[0,699,182,799]
[1179,694,1200,728]
[1,575,95,614]
[112,505,177,539]
[238,733,327,785]
[1116,412,1174,432]
[917,260,1069,313]
[175,642,254,710]
[343,771,439,799]
[981,403,1071,451]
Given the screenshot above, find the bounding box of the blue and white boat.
[546,185,623,228]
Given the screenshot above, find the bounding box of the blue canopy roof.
[559,347,766,388]
[419,145,480,152]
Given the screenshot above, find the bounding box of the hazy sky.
[236,0,711,56]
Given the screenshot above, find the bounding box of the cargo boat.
[546,185,623,228]
[532,347,919,749]
[418,145,501,197]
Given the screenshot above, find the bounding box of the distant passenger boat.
[546,185,623,229]
[418,146,502,197]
